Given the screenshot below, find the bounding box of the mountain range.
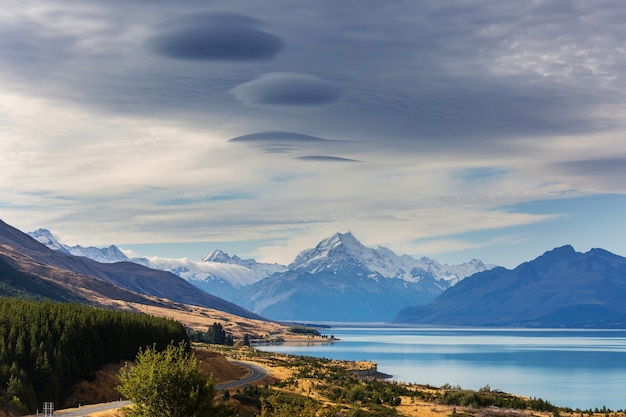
[5,218,626,327]
[392,245,626,328]
[29,229,493,322]
[1,220,260,318]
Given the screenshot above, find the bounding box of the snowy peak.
[27,229,129,263]
[199,249,287,278]
[70,244,130,263]
[289,232,370,274]
[288,232,494,284]
[201,249,234,263]
[29,228,71,254]
[329,231,363,253]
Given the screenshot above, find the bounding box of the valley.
[3,218,626,414]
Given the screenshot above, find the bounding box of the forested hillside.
[0,298,188,414]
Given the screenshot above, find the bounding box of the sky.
[2,0,626,269]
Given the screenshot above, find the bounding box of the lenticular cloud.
[231,72,344,106]
[145,12,283,61]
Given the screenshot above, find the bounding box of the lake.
[256,327,626,410]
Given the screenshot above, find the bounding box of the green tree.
[117,342,216,417]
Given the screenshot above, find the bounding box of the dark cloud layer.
[145,12,283,61]
[0,2,624,155]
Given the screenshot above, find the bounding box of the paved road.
[33,400,130,416]
[217,360,269,389]
[41,361,268,416]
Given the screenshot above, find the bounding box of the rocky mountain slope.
[392,245,626,327]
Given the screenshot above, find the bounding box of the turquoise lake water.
[256,327,626,410]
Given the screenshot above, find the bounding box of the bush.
[117,343,216,417]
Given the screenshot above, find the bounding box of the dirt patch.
[195,348,250,384]
[63,363,125,408]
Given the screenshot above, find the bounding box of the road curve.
[217,360,269,389]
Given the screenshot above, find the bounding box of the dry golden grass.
[97,299,329,344]
[195,349,250,384]
[87,412,123,417]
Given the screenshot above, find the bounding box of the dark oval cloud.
[229,131,353,155]
[229,131,334,143]
[296,155,362,163]
[231,72,343,105]
[146,13,283,61]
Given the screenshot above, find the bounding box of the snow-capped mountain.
[200,249,287,279]
[137,252,285,288]
[234,232,496,321]
[289,232,490,286]
[138,251,287,302]
[29,229,130,263]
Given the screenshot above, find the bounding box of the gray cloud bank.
[0,1,623,153]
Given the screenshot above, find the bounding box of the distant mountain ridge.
[26,229,286,301]
[0,220,261,319]
[30,229,494,322]
[393,245,626,328]
[29,228,131,263]
[19,224,626,327]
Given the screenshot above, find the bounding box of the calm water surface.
[256,327,626,410]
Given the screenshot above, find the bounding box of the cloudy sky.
[2,0,626,268]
